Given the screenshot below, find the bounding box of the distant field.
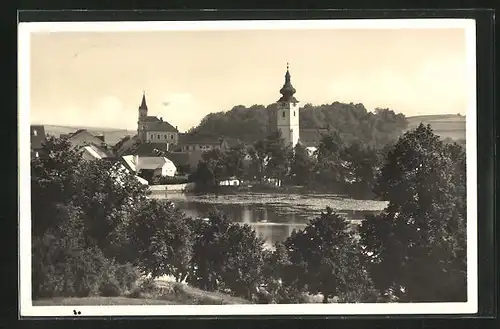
[41,125,136,146]
[406,114,466,141]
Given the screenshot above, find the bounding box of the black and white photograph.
[18,18,477,316]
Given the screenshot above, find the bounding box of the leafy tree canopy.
[189,102,408,148]
[360,123,467,302]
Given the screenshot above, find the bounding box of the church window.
[158,134,160,139]
[171,135,174,140]
[294,111,296,116]
[282,111,286,118]
[33,130,37,136]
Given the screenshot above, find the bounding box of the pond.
[151,191,388,249]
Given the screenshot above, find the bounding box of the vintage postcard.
[18,18,477,317]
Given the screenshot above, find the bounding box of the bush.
[31,204,110,299]
[187,209,266,300]
[98,278,122,297]
[32,232,109,298]
[113,263,141,293]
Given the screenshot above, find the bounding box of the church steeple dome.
[278,63,298,103]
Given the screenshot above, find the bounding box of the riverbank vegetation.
[31,123,466,304]
[189,129,390,199]
[188,103,406,198]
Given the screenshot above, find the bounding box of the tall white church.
[276,63,300,147]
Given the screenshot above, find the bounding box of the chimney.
[160,117,163,121]
[175,126,178,131]
[96,134,105,143]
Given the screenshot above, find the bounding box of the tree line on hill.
[189,129,392,199]
[188,102,408,148]
[31,123,466,303]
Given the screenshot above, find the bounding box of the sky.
[28,26,470,132]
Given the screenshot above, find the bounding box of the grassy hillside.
[406,114,466,141]
[33,279,251,306]
[42,125,136,146]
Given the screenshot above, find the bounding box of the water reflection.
[154,192,387,247]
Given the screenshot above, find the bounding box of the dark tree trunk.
[323,294,329,303]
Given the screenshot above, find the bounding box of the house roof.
[30,125,46,149]
[67,129,107,147]
[115,135,141,156]
[144,119,178,132]
[133,142,170,157]
[120,155,137,172]
[164,152,190,167]
[137,157,175,170]
[178,133,224,145]
[82,144,113,160]
[142,116,161,122]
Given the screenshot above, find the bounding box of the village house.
[64,129,108,149]
[121,154,177,182]
[81,144,114,161]
[30,125,46,159]
[176,133,229,152]
[218,177,241,187]
[108,158,149,186]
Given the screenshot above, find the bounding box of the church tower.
[276,63,300,147]
[137,92,148,141]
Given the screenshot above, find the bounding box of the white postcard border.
[18,18,478,317]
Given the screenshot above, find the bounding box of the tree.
[285,207,377,303]
[68,159,150,257]
[264,131,291,185]
[246,140,268,183]
[189,102,408,148]
[360,123,467,302]
[31,136,83,237]
[288,143,315,186]
[32,203,110,298]
[187,209,266,299]
[314,131,347,190]
[127,199,193,282]
[260,242,309,304]
[223,143,247,179]
[190,161,217,192]
[340,141,380,198]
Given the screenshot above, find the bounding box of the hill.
[406,114,465,141]
[37,113,465,149]
[41,124,136,146]
[188,103,408,148]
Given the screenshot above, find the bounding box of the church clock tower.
[276,63,300,147]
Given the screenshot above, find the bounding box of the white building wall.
[161,158,177,177]
[276,101,300,147]
[146,131,178,144]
